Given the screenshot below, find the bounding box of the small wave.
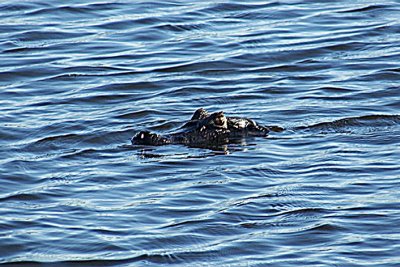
[296,114,400,132]
[338,4,391,13]
[11,29,86,43]
[154,59,249,73]
[155,23,207,33]
[199,2,276,14]
[26,4,95,18]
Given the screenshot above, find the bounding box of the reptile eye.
[212,113,227,128]
[215,117,223,125]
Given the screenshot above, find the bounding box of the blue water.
[1,1,400,266]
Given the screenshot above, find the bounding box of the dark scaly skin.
[132,108,283,147]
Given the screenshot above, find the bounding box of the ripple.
[338,4,393,13]
[296,114,400,133]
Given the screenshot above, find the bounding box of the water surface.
[1,0,400,266]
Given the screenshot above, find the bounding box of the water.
[1,0,400,266]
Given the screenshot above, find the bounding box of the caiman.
[132,108,283,148]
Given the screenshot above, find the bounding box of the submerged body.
[132,108,283,147]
